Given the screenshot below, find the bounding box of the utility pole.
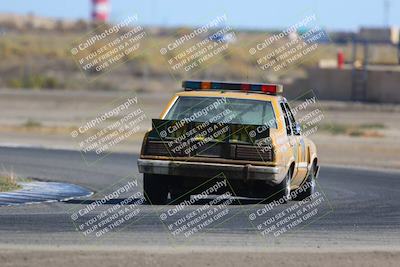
[384,0,390,27]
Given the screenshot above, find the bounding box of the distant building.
[358,27,399,44]
[329,31,355,44]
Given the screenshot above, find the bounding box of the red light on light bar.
[261,84,277,94]
[201,81,211,90]
[241,83,250,91]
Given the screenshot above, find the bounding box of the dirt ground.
[1,246,400,267]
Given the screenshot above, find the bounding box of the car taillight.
[144,141,170,156]
[144,140,190,157]
[145,142,273,162]
[235,144,273,162]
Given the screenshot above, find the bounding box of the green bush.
[22,119,42,128]
[7,75,61,89]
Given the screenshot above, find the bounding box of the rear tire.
[273,169,291,203]
[168,176,191,204]
[170,190,191,204]
[294,163,316,201]
[143,174,168,205]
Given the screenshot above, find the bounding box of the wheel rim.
[309,171,316,195]
[285,172,291,200]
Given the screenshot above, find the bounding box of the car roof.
[175,90,283,102]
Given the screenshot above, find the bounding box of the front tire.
[143,174,168,205]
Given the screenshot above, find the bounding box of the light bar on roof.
[182,80,283,95]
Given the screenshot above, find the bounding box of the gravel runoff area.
[1,246,400,267]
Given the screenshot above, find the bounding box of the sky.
[0,0,398,31]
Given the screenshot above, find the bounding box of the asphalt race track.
[0,146,399,248]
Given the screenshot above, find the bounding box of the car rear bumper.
[137,159,285,185]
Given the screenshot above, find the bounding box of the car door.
[279,101,300,179]
[284,101,308,183]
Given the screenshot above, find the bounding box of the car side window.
[284,103,299,135]
[280,102,292,136]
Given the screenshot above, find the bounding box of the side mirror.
[294,123,301,135]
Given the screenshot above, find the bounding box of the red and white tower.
[92,0,109,22]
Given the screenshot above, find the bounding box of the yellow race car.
[138,81,319,204]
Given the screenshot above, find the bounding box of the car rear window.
[164,96,277,127]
